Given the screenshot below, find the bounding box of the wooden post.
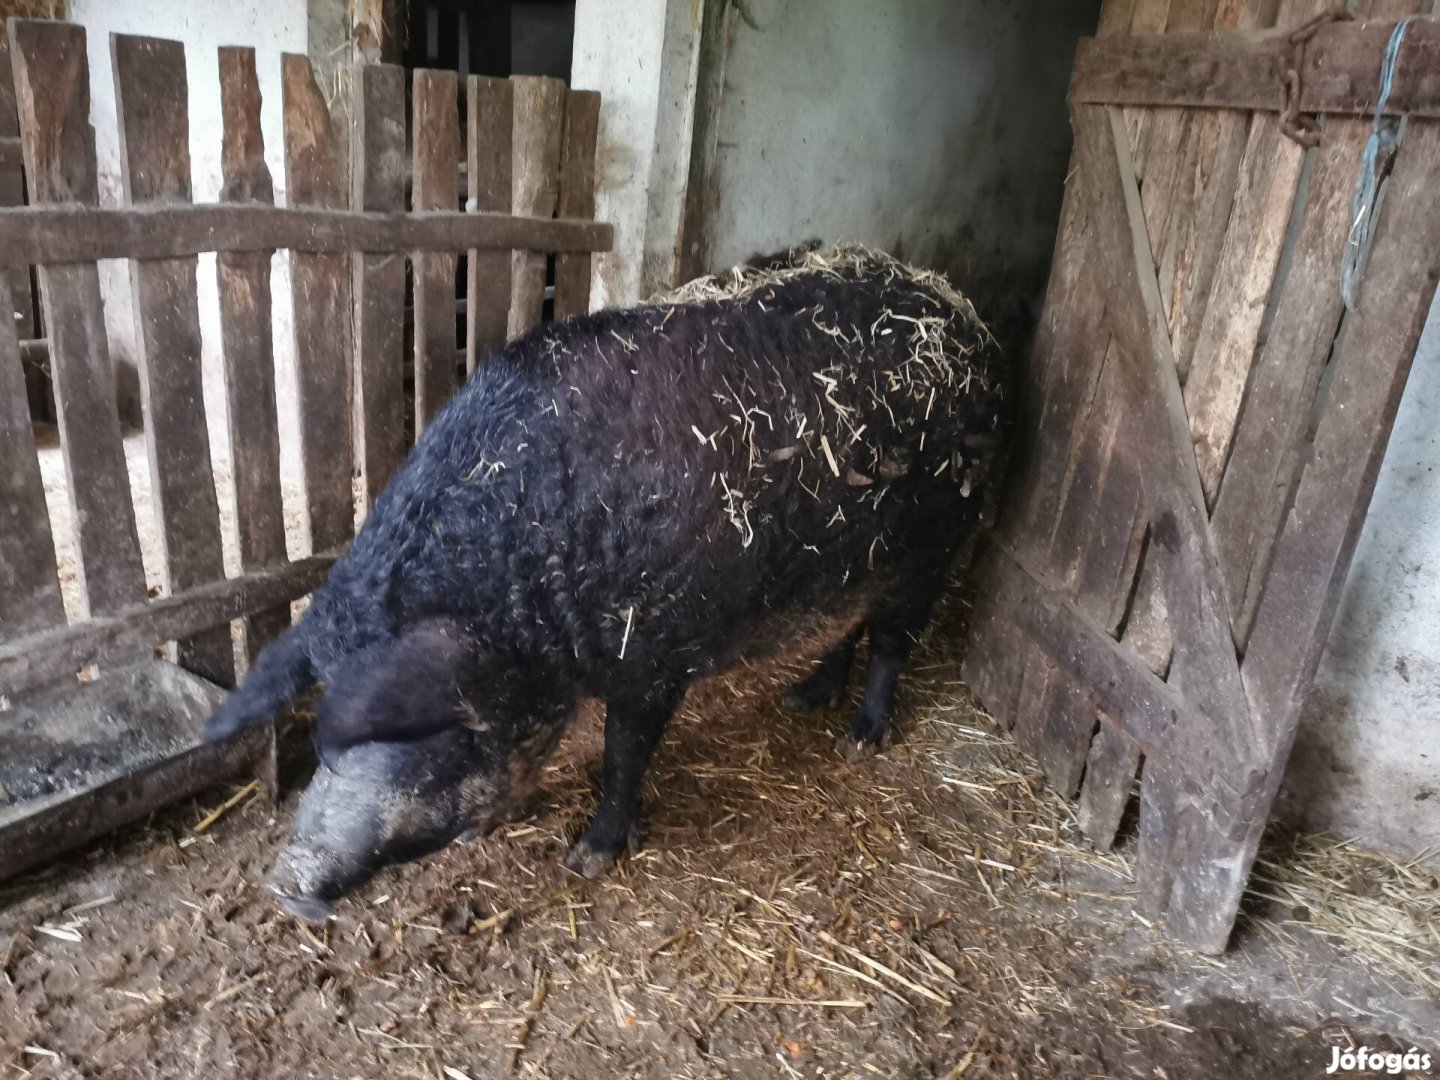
[8,20,147,622]
[554,89,601,320]
[112,34,234,687]
[0,273,63,640]
[351,62,407,507]
[0,40,38,415]
[508,76,565,338]
[411,68,461,434]
[217,47,292,664]
[283,54,355,555]
[465,75,513,373]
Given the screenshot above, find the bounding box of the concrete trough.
[0,659,272,881]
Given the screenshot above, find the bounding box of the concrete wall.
[1281,292,1440,863]
[684,0,1100,309]
[572,0,703,306]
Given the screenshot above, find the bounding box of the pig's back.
[320,248,1006,686]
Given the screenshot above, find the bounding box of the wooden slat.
[1181,0,1322,504]
[508,76,566,338]
[1213,0,1426,644]
[977,546,1193,756]
[0,554,334,697]
[218,46,291,664]
[0,275,64,639]
[283,54,354,554]
[412,68,461,433]
[351,62,407,505]
[1070,18,1440,117]
[113,34,234,686]
[1076,717,1142,848]
[1074,104,1257,769]
[554,89,600,320]
[466,75,514,372]
[1164,1,1278,378]
[0,43,36,351]
[0,204,613,267]
[966,0,1133,725]
[8,19,147,620]
[1244,118,1440,768]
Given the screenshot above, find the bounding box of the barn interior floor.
[2,581,1436,1079]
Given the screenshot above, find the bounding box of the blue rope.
[1341,16,1417,311]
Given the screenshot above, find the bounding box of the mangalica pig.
[204,245,1009,921]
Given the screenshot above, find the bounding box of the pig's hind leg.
[781,627,862,711]
[844,564,946,762]
[565,684,683,879]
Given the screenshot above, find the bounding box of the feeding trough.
[0,660,272,881]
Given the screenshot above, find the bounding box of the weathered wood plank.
[283,54,354,554]
[8,19,147,620]
[1071,18,1440,117]
[1213,0,1426,645]
[508,76,566,338]
[1244,118,1440,756]
[976,545,1193,757]
[1074,104,1257,769]
[0,554,334,697]
[1076,716,1142,849]
[554,89,600,320]
[466,75,513,373]
[218,46,291,664]
[351,62,407,505]
[0,43,36,361]
[113,34,234,686]
[1181,0,1322,504]
[967,0,1132,740]
[412,68,461,434]
[0,275,64,639]
[0,204,614,267]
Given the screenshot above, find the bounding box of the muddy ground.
[1,586,1436,1079]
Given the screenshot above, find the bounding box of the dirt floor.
[2,581,1437,1080]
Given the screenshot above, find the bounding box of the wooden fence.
[0,19,609,873]
[963,0,1440,951]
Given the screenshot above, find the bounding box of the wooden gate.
[0,19,608,876]
[964,0,1440,951]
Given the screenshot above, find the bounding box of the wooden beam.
[283,54,354,555]
[466,76,514,372]
[0,276,64,639]
[0,555,335,697]
[9,19,148,621]
[113,33,235,686]
[554,89,602,320]
[1072,104,1261,769]
[977,543,1193,760]
[411,68,462,433]
[0,204,614,268]
[217,47,292,663]
[1071,18,1440,117]
[351,62,408,508]
[508,76,566,338]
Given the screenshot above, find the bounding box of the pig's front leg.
[565,684,682,878]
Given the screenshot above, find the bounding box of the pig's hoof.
[564,825,641,880]
[781,673,844,712]
[565,839,618,879]
[838,735,882,763]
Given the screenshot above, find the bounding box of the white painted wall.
[571,0,703,307]
[691,0,1098,303]
[68,0,310,546]
[1282,292,1440,862]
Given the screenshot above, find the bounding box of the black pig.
[204,245,1008,920]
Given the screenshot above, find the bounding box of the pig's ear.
[204,624,318,741]
[313,621,487,759]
